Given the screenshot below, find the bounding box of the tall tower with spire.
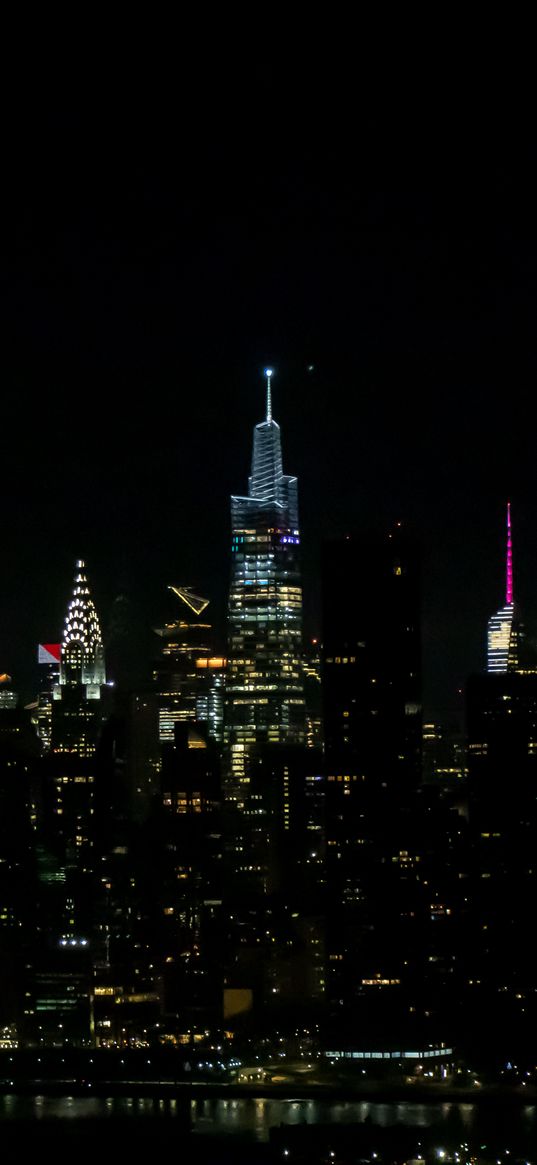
[224,371,305,805]
[60,559,106,690]
[47,559,109,880]
[487,503,518,673]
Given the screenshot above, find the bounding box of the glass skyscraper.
[224,372,305,805]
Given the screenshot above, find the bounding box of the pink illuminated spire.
[506,500,513,605]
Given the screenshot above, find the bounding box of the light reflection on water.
[189,1098,484,1141]
[188,1098,537,1141]
[0,1096,535,1144]
[0,1096,170,1121]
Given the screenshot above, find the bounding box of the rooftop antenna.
[506,500,513,605]
[265,367,273,422]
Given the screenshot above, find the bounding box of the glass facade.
[224,376,305,805]
[487,602,515,673]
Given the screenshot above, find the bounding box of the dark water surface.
[1,1093,536,1142]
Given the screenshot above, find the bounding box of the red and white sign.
[38,644,61,664]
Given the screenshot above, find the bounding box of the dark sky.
[2,84,537,717]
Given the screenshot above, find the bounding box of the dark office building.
[321,527,423,1031]
[322,526,421,796]
[245,744,325,897]
[0,701,40,1035]
[23,939,93,1047]
[466,669,537,1056]
[462,502,537,1059]
[150,723,223,1033]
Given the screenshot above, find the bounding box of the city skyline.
[4,103,537,720]
[1,373,534,722]
[4,83,537,1159]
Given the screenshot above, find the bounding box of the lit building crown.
[487,503,517,674]
[232,369,299,528]
[60,558,106,686]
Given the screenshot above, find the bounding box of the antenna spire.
[264,367,273,423]
[506,500,513,605]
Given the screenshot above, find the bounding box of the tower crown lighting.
[487,503,517,674]
[60,559,106,687]
[506,500,513,605]
[265,368,274,423]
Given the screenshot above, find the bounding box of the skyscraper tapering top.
[224,371,305,805]
[241,369,298,527]
[487,503,518,674]
[49,560,108,869]
[60,559,106,688]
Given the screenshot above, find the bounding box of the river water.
[0,1094,536,1143]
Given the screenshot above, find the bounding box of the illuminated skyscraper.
[49,560,109,862]
[60,559,106,690]
[487,503,518,673]
[224,371,305,805]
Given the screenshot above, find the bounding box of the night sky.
[2,86,537,717]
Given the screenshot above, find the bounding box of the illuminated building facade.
[60,560,106,690]
[303,638,323,750]
[224,372,305,804]
[487,503,518,673]
[153,587,225,744]
[48,561,109,866]
[0,674,17,709]
[34,644,61,751]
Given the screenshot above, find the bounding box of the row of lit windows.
[233,527,299,536]
[327,774,364,782]
[325,656,357,665]
[362,978,401,986]
[55,775,94,784]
